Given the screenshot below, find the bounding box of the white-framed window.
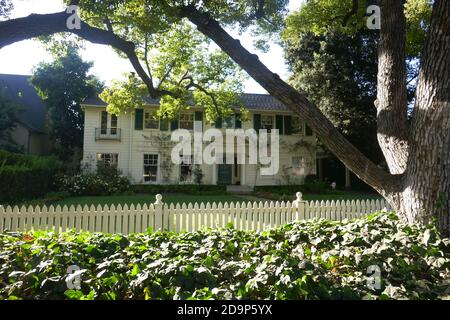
[96,153,119,167]
[261,115,274,131]
[292,156,305,176]
[143,154,158,183]
[291,117,304,135]
[144,111,159,129]
[180,154,193,182]
[179,113,194,130]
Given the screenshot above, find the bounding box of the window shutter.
[195,111,203,131]
[160,119,169,131]
[253,114,261,131]
[305,124,313,136]
[215,117,222,128]
[284,116,292,135]
[235,113,242,128]
[135,109,143,130]
[276,115,284,135]
[170,118,179,131]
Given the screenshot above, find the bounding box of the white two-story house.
[81,93,316,187]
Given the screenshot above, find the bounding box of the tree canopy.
[30,47,102,160]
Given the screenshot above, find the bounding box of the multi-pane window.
[180,154,192,182]
[100,111,118,134]
[261,115,274,131]
[292,156,305,176]
[143,154,158,182]
[110,114,118,134]
[144,112,159,129]
[97,153,118,167]
[179,113,194,130]
[291,117,304,135]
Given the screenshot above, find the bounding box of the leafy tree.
[282,0,431,170]
[30,48,102,160]
[0,88,21,152]
[0,0,448,234]
[284,30,382,164]
[0,0,13,19]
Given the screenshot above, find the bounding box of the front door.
[218,164,232,185]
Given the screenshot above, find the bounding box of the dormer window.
[261,115,274,131]
[179,113,194,130]
[144,111,159,129]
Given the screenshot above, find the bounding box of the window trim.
[144,110,160,130]
[143,153,159,183]
[179,113,195,130]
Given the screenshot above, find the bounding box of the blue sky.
[0,0,303,94]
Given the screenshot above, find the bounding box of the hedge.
[0,151,63,204]
[0,212,448,300]
[131,184,227,195]
[254,182,334,195]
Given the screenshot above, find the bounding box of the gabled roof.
[0,74,47,133]
[82,93,289,112]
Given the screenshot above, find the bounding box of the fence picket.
[1,194,391,234]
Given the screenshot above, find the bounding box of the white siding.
[82,106,317,186]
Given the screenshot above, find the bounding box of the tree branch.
[342,0,359,26]
[179,4,402,195]
[0,11,171,98]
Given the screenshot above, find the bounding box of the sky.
[0,0,303,94]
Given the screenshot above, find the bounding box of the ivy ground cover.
[0,213,449,300]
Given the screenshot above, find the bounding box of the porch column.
[241,163,246,186]
[345,166,351,189]
[212,163,217,184]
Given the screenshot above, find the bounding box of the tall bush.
[0,151,63,204]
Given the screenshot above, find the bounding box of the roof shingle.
[83,93,289,111]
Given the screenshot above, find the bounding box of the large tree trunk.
[398,0,450,234]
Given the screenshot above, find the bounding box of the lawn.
[51,191,381,208]
[54,194,244,207]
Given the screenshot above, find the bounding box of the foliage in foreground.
[0,213,449,300]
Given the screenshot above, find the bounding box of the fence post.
[154,194,163,231]
[293,192,306,221]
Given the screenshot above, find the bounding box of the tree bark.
[399,0,450,234]
[376,0,409,174]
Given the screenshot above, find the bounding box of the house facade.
[81,93,316,187]
[0,74,51,155]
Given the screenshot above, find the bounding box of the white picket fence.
[0,193,390,234]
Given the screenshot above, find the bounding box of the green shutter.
[195,111,203,130]
[276,115,284,135]
[305,124,313,136]
[235,113,242,128]
[284,116,292,135]
[135,109,143,130]
[170,118,179,131]
[215,117,222,128]
[160,118,169,131]
[253,114,261,131]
